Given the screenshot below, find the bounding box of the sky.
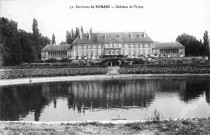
[1,0,210,44]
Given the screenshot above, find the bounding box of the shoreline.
[1,74,210,86]
[1,118,209,134]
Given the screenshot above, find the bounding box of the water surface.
[0,77,209,121]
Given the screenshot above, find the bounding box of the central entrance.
[107,61,120,66]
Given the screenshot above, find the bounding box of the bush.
[133,59,145,64]
[60,58,72,63]
[46,58,57,63]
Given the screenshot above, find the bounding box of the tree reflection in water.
[0,78,209,121]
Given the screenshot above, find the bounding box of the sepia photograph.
[0,0,210,134]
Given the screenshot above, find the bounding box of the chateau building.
[41,31,185,60]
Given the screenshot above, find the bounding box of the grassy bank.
[0,68,107,79]
[119,66,210,74]
[0,118,210,135]
[1,64,210,79]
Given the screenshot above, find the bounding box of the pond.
[0,77,210,121]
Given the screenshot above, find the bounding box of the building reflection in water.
[41,80,156,111]
[0,78,210,121]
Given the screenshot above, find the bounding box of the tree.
[176,33,205,56]
[203,31,209,57]
[52,33,56,45]
[66,31,72,44]
[0,18,23,65]
[80,26,84,34]
[75,27,80,38]
[19,30,34,63]
[71,29,74,41]
[32,19,39,40]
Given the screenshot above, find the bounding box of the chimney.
[130,32,132,38]
[105,33,106,38]
[144,31,146,37]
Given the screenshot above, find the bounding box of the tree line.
[176,31,209,57]
[57,26,90,45]
[0,18,51,66]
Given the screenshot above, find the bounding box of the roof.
[41,44,72,51]
[73,32,154,44]
[153,42,185,49]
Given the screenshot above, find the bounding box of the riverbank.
[1,65,210,80]
[0,118,210,134]
[1,74,210,86]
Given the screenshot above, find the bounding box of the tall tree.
[32,19,39,39]
[71,29,74,41]
[32,18,40,61]
[75,27,80,38]
[203,30,209,57]
[66,31,72,44]
[52,33,56,45]
[80,26,84,34]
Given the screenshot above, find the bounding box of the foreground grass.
[0,118,210,135]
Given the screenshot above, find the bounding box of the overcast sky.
[1,0,210,44]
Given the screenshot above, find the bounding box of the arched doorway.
[108,61,112,67]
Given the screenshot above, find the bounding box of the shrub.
[46,58,57,63]
[134,59,145,64]
[60,58,72,63]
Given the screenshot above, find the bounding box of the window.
[142,49,145,55]
[144,43,148,48]
[114,43,117,48]
[118,43,122,48]
[105,44,108,48]
[130,44,133,48]
[129,35,131,37]
[134,49,136,55]
[109,44,112,48]
[140,43,143,48]
[91,50,93,56]
[137,35,140,37]
[93,44,96,49]
[98,44,101,49]
[128,49,131,55]
[135,44,138,48]
[117,35,120,37]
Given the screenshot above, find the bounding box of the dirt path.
[0,118,210,135]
